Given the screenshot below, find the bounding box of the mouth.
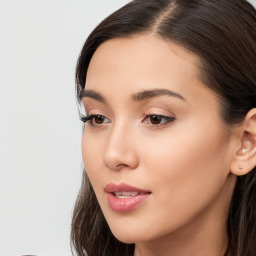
[104,183,151,212]
[112,191,150,198]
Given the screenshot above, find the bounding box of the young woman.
[71,0,256,255]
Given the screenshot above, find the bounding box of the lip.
[104,182,151,212]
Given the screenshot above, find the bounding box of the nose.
[103,122,139,171]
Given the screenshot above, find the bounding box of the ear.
[230,108,256,176]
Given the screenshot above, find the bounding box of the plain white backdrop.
[0,1,128,256]
[0,0,255,256]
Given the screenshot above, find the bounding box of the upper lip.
[104,182,151,193]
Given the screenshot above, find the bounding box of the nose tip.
[103,129,138,171]
[103,147,139,171]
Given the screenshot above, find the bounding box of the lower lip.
[106,193,151,212]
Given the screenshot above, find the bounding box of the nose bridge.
[103,119,138,170]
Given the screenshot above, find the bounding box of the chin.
[112,231,145,244]
[108,226,138,243]
[108,223,160,244]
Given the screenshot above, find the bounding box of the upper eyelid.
[143,114,175,121]
[82,100,112,114]
[85,113,175,123]
[82,104,176,118]
[84,108,108,116]
[84,112,175,119]
[144,110,176,118]
[82,97,177,112]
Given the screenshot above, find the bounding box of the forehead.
[86,35,202,90]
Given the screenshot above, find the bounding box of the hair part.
[72,1,256,255]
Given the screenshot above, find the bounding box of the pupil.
[95,115,104,124]
[150,115,162,124]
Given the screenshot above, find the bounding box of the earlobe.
[230,108,256,176]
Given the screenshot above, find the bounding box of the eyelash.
[80,114,110,127]
[143,114,175,126]
[80,114,175,127]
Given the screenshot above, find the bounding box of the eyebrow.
[81,88,186,103]
[81,90,107,103]
[132,88,186,101]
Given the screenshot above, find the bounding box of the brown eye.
[81,114,111,126]
[143,114,175,126]
[94,115,105,124]
[149,115,163,125]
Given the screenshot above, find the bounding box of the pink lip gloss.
[104,183,151,212]
[106,193,150,212]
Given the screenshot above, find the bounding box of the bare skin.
[81,35,256,256]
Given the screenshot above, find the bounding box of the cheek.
[139,123,230,216]
[141,115,229,177]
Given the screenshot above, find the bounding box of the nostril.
[104,161,129,170]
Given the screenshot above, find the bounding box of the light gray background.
[0,0,255,256]
[0,1,128,256]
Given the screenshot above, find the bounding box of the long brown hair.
[71,1,256,255]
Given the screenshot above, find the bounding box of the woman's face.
[81,35,237,244]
